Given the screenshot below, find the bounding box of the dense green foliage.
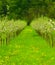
[0,0,55,21]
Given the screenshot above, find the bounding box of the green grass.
[0,26,55,65]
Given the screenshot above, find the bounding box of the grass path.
[0,26,55,65]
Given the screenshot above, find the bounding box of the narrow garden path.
[0,26,55,65]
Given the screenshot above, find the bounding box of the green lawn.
[0,26,55,65]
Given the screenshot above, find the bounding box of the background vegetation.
[0,0,55,21]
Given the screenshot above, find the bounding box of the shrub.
[0,19,27,45]
[31,17,55,47]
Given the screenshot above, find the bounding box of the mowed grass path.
[0,26,55,65]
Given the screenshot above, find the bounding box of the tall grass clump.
[31,16,55,47]
[0,19,27,45]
